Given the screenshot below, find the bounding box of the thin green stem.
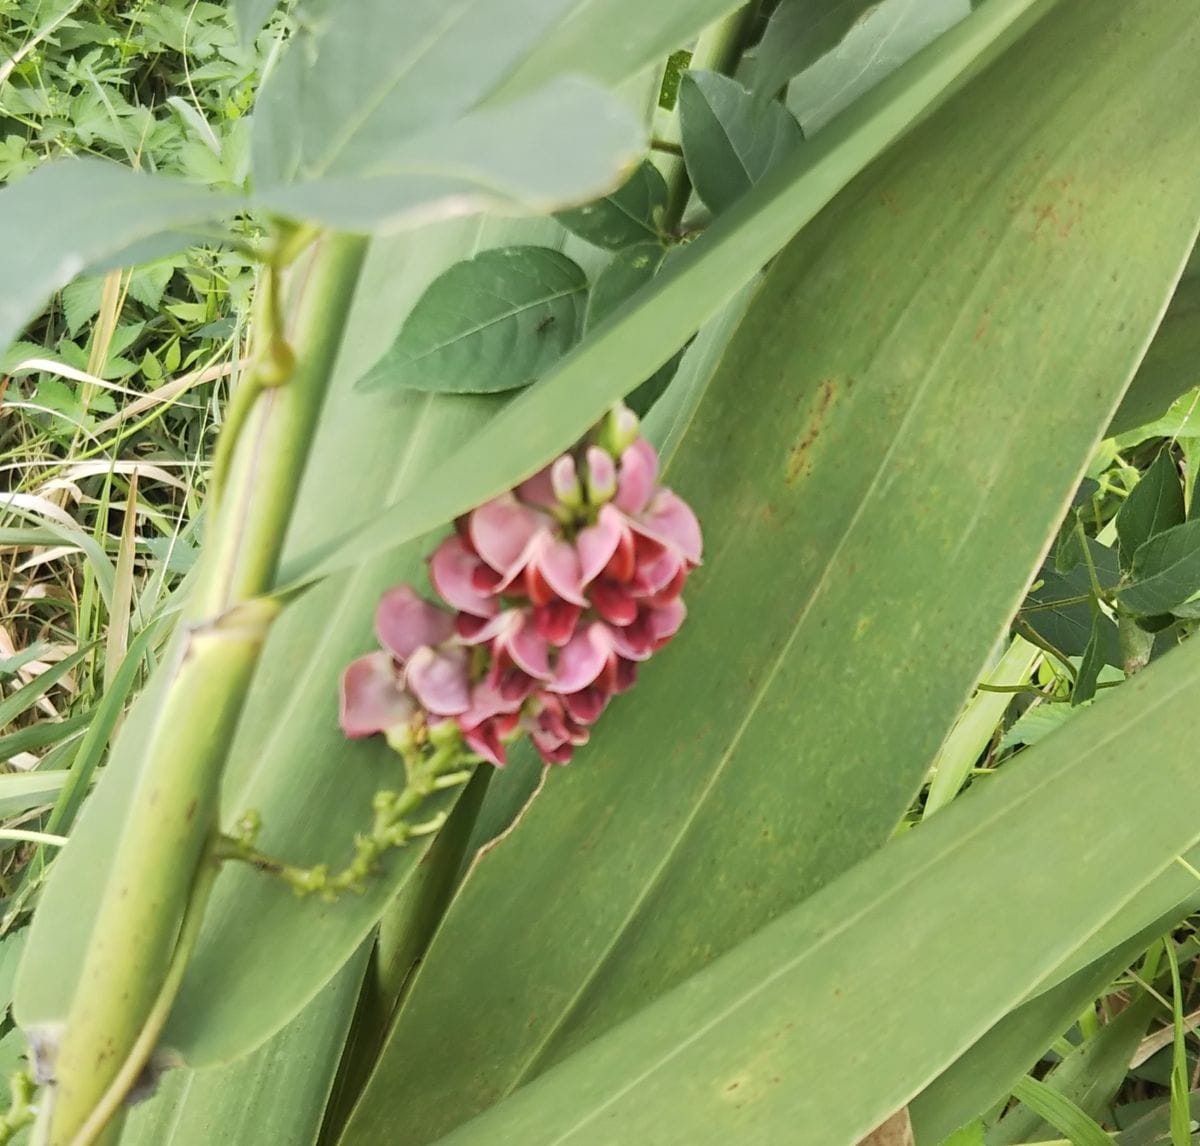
[216,744,473,901]
[40,233,368,1145]
[0,1073,37,1144]
[64,854,220,1146]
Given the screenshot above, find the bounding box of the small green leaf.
[1071,613,1107,706]
[679,70,804,214]
[1116,448,1185,567]
[556,161,668,250]
[753,0,883,103]
[584,242,666,331]
[1119,517,1200,615]
[355,247,587,395]
[61,278,103,336]
[1020,544,1121,666]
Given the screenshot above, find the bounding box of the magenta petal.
[615,438,658,515]
[590,579,638,626]
[506,612,553,679]
[537,535,587,605]
[463,721,507,767]
[340,652,415,738]
[375,585,455,661]
[577,504,625,585]
[406,646,472,716]
[649,598,687,644]
[562,686,608,725]
[517,463,559,510]
[608,617,654,662]
[469,494,550,574]
[632,549,683,596]
[429,536,499,619]
[634,489,703,564]
[462,679,521,727]
[552,622,613,693]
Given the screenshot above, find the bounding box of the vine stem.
[36,233,368,1145]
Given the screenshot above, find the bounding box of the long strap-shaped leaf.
[426,632,1200,1146]
[336,0,1200,1142]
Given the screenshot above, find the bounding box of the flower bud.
[584,446,617,505]
[551,454,583,508]
[596,402,639,458]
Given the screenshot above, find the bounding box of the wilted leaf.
[679,70,804,213]
[356,246,587,395]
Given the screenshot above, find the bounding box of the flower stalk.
[35,232,367,1145]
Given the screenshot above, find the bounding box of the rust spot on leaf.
[785,379,838,485]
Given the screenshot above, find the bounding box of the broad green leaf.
[338,3,1200,1141]
[0,160,236,354]
[251,0,583,185]
[122,947,367,1145]
[1119,519,1200,616]
[420,628,1200,1146]
[1116,450,1185,568]
[754,0,883,102]
[1108,272,1200,438]
[356,247,588,395]
[556,161,668,250]
[276,0,1061,595]
[583,243,666,331]
[254,78,645,233]
[492,0,745,101]
[679,70,804,214]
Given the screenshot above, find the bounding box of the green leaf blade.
[356,247,587,395]
[679,70,804,214]
[556,160,668,250]
[1119,518,1200,615]
[1116,449,1185,567]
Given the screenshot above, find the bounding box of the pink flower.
[339,402,702,771]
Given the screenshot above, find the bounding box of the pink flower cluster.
[339,405,702,766]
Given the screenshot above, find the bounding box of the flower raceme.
[339,405,702,767]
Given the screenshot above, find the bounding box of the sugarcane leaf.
[356,247,588,395]
[336,2,1200,1141]
[1108,270,1200,438]
[679,70,804,214]
[418,629,1200,1146]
